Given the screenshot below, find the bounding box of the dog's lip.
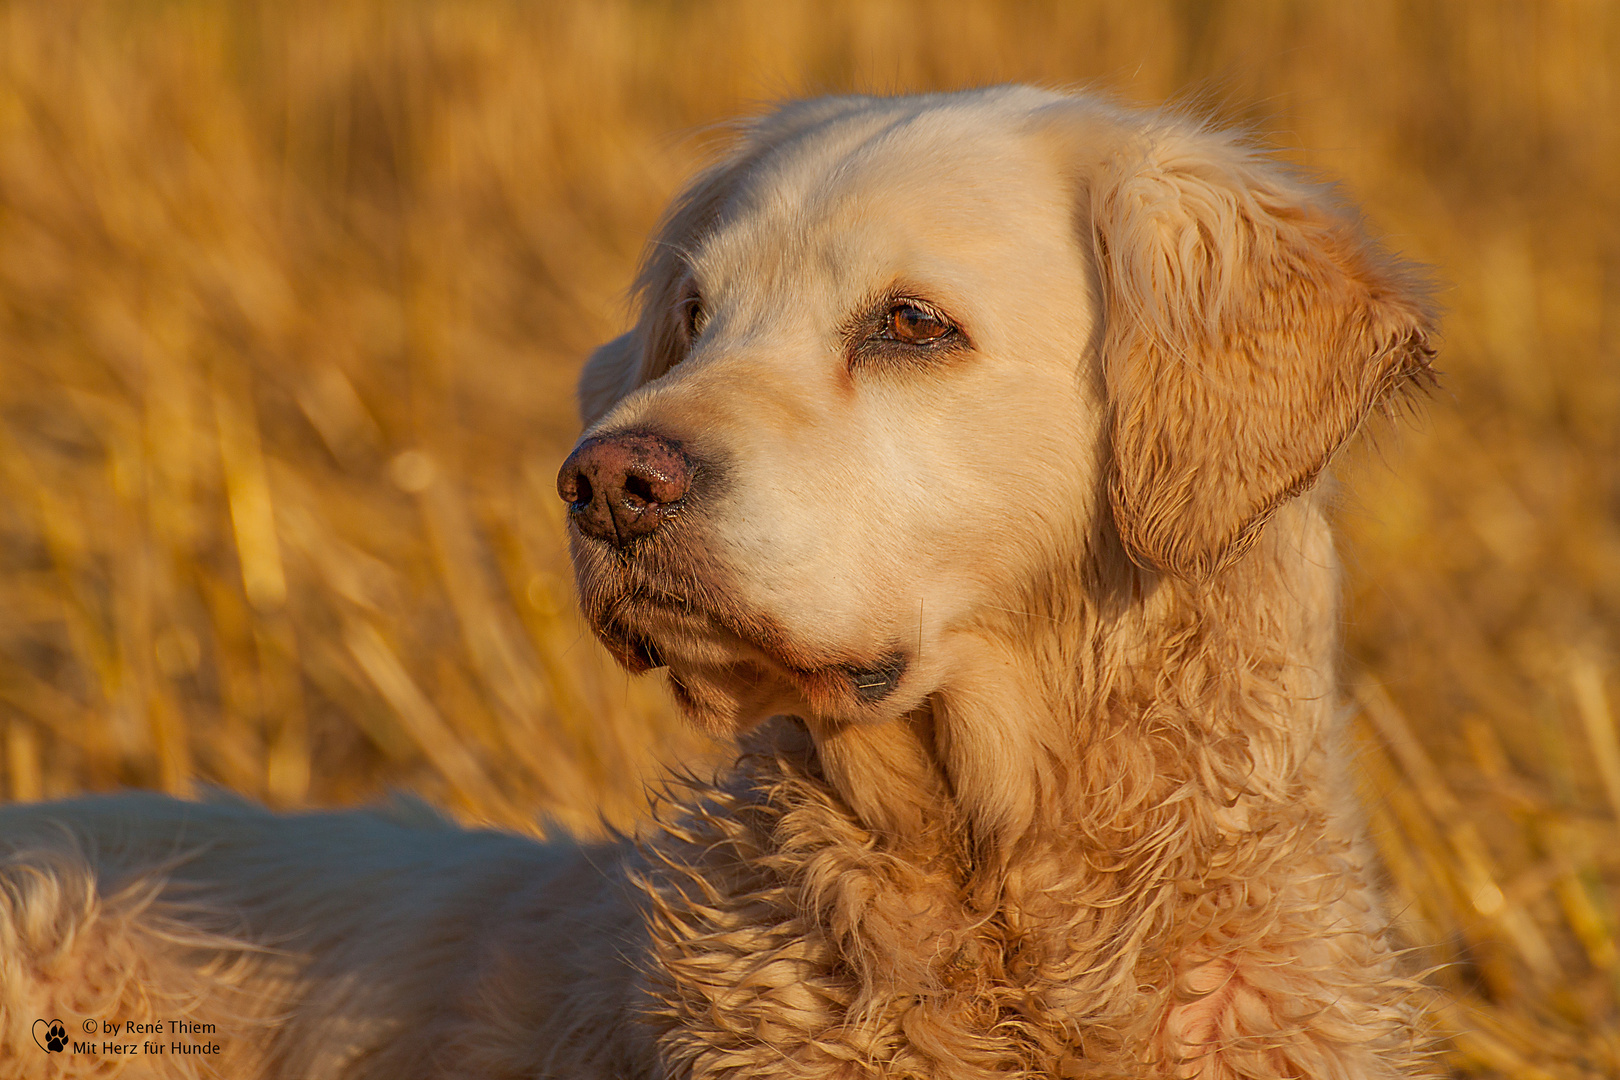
[844,652,908,703]
[593,591,733,673]
[594,606,674,673]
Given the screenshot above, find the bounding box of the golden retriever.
[0,86,1436,1080]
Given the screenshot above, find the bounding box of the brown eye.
[884,302,954,345]
[846,295,969,368]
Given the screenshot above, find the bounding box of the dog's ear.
[577,333,640,428]
[1084,119,1436,581]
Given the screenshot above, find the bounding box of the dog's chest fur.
[630,517,1421,1080]
[636,733,1411,1080]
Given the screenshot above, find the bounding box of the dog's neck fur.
[813,496,1338,867]
[636,497,1402,1079]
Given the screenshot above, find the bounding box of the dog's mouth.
[586,592,706,676]
[578,551,913,728]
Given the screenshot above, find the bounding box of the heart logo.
[33,1018,68,1053]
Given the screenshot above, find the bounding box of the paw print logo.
[32,1019,68,1053]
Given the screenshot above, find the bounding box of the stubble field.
[0,2,1616,1075]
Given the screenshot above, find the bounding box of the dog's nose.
[557,432,692,547]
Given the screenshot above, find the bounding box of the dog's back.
[0,794,650,1079]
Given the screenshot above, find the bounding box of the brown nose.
[557,432,692,547]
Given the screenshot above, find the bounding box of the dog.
[1,86,1436,1080]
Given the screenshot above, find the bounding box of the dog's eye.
[847,296,969,369]
[680,295,709,342]
[883,302,955,346]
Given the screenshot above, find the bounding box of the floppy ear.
[1089,121,1437,581]
[577,333,640,428]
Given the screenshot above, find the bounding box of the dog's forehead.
[692,102,1074,298]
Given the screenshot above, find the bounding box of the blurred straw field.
[0,0,1616,1075]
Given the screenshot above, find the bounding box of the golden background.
[0,1,1616,1074]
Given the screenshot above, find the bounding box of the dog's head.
[559,87,1435,735]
